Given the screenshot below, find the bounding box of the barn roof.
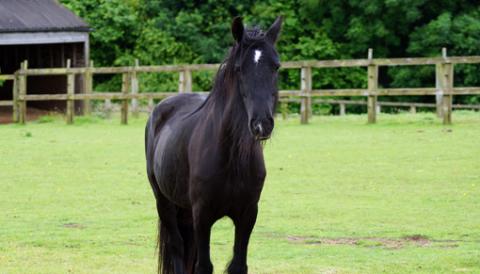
[0,0,90,33]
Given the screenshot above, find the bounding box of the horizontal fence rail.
[1,48,479,124]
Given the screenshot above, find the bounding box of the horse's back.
[147,93,205,136]
[145,93,206,206]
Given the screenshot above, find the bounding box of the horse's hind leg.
[156,194,186,274]
[177,209,196,274]
[227,204,258,274]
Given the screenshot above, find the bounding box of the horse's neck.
[200,76,259,176]
[203,84,253,147]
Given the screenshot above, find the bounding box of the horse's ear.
[232,16,244,43]
[266,16,283,44]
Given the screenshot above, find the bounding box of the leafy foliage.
[60,0,480,105]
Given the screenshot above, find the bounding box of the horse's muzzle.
[250,117,274,140]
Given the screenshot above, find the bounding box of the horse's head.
[231,16,282,141]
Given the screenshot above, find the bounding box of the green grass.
[1,112,479,273]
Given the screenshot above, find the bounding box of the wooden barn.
[0,0,90,117]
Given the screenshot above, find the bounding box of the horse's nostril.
[255,123,263,135]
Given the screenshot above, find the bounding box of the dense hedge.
[61,0,480,106]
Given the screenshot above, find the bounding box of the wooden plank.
[447,56,480,64]
[312,99,365,105]
[18,88,479,102]
[0,75,15,80]
[375,88,437,96]
[19,92,177,101]
[292,56,480,68]
[378,101,434,107]
[279,90,302,97]
[135,63,219,72]
[310,89,368,96]
[15,55,480,77]
[66,59,74,124]
[0,100,13,106]
[449,87,480,95]
[285,98,479,109]
[284,87,465,97]
[453,104,480,110]
[20,94,68,100]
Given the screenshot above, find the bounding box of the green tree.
[60,0,480,105]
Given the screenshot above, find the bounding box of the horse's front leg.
[227,204,258,274]
[192,203,214,274]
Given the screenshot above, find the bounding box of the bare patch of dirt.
[63,223,86,229]
[402,234,430,246]
[286,234,441,249]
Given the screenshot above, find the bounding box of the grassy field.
[1,112,479,274]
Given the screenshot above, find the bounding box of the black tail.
[157,216,197,274]
[158,219,174,274]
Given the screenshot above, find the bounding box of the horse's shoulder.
[148,93,207,135]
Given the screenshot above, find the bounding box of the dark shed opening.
[0,0,90,119]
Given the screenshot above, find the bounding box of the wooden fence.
[1,48,480,125]
[280,98,480,118]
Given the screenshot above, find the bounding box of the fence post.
[131,59,140,118]
[185,69,192,93]
[281,100,288,120]
[18,60,28,124]
[148,97,155,113]
[300,66,312,124]
[83,60,93,116]
[441,49,453,125]
[66,59,75,124]
[121,72,130,124]
[410,105,417,114]
[12,72,19,122]
[367,49,378,124]
[178,69,192,93]
[435,63,443,118]
[104,99,112,118]
[339,103,346,116]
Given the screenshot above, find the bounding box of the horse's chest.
[222,176,264,204]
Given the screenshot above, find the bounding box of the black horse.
[145,16,282,274]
